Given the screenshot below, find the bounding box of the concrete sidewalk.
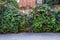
[0,33,60,40]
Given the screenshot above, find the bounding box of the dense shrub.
[28,4,57,32]
[1,0,19,8]
[44,0,59,6]
[7,0,19,8]
[53,7,60,32]
[0,1,26,33]
[1,0,60,33]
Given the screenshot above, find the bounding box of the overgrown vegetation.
[0,0,60,33]
[53,7,60,32]
[44,0,59,6]
[0,0,26,33]
[28,4,60,32]
[0,0,19,8]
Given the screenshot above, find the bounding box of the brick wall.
[19,0,36,9]
[19,0,43,14]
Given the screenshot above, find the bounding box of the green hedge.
[28,4,60,32]
[44,0,59,6]
[7,0,19,8]
[0,1,26,33]
[53,7,60,32]
[1,0,60,33]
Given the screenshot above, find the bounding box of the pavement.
[0,33,60,40]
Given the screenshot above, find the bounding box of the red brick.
[19,0,36,8]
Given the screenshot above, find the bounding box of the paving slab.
[0,33,60,40]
